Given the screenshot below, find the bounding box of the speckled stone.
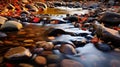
[35,56,47,65]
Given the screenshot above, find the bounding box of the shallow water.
[38,7,88,15]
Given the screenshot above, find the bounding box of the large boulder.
[0,21,23,31]
[94,24,120,47]
[99,12,120,26]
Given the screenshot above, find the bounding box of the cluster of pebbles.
[0,24,87,67]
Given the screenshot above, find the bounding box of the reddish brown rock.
[0,57,3,63]
[4,46,32,59]
[35,56,47,65]
[26,34,36,38]
[41,51,53,56]
[4,41,13,45]
[24,40,34,43]
[0,41,4,45]
[17,31,27,35]
[43,42,54,50]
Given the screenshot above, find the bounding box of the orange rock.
[35,56,47,65]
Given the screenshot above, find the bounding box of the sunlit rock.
[4,47,32,59]
[1,21,23,31]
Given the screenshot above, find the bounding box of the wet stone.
[47,64,58,67]
[4,46,32,59]
[19,63,34,67]
[17,31,27,35]
[33,48,44,54]
[0,57,3,63]
[59,44,77,55]
[43,42,54,51]
[61,59,84,67]
[26,34,36,38]
[12,42,21,46]
[35,41,47,48]
[47,54,61,64]
[10,35,17,38]
[0,41,4,45]
[35,56,47,65]
[0,32,7,38]
[4,41,13,45]
[23,44,34,47]
[41,51,53,56]
[17,38,26,42]
[24,40,34,43]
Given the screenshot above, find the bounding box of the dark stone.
[47,54,61,64]
[99,12,120,26]
[95,42,112,52]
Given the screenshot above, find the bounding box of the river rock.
[94,24,120,47]
[26,34,36,38]
[0,16,7,25]
[36,41,47,47]
[96,42,111,52]
[59,44,77,55]
[61,59,84,67]
[33,48,44,54]
[19,63,33,67]
[47,54,61,64]
[35,56,47,65]
[48,64,58,67]
[0,41,4,45]
[0,20,23,31]
[4,46,32,59]
[99,12,120,26]
[17,31,27,35]
[24,40,34,43]
[4,41,13,45]
[0,57,3,63]
[0,32,7,38]
[41,51,53,56]
[23,44,34,47]
[43,42,54,50]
